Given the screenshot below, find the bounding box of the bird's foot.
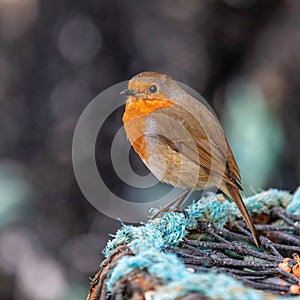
[150,189,190,220]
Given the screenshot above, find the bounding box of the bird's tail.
[222,183,261,247]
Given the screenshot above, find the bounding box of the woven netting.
[87,188,300,300]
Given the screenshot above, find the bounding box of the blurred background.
[0,0,299,299]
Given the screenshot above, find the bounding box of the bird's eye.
[149,85,158,93]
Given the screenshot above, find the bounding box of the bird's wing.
[145,104,241,187]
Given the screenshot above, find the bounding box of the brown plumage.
[121,71,261,247]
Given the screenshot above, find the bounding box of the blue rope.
[104,188,300,300]
[286,187,300,215]
[108,249,267,300]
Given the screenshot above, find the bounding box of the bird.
[121,71,261,247]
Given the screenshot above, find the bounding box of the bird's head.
[121,72,182,102]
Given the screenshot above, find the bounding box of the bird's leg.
[150,189,190,220]
[174,189,193,211]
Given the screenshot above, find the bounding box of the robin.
[121,72,261,247]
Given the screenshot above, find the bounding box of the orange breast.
[123,97,174,161]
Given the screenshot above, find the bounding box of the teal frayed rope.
[103,188,300,300]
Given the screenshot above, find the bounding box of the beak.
[120,88,137,96]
